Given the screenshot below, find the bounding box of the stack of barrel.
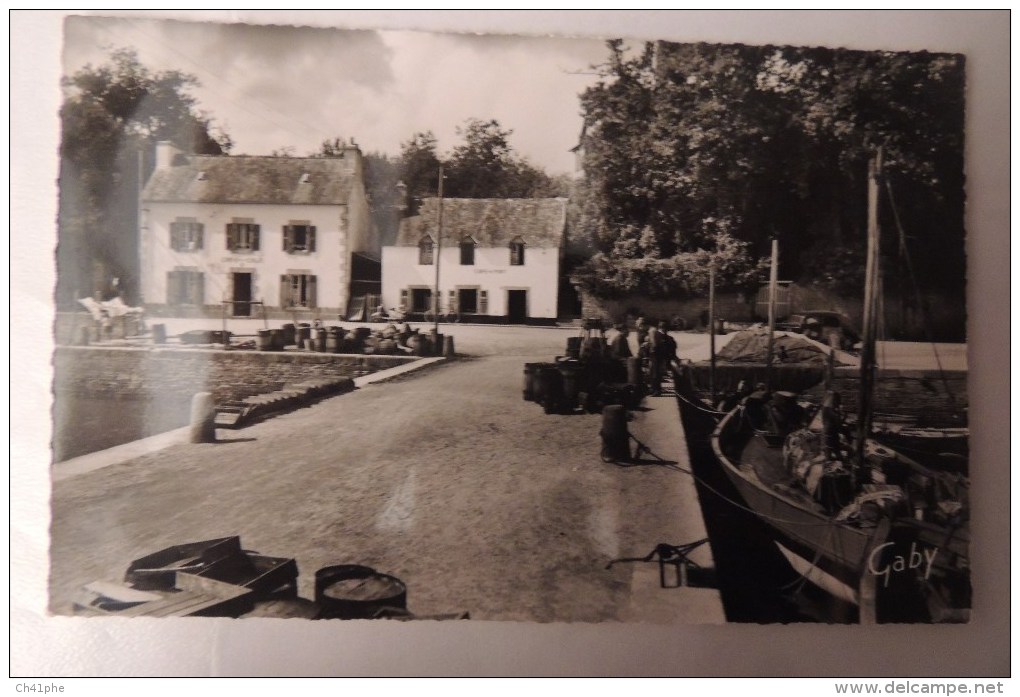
[256,322,442,356]
[523,321,643,415]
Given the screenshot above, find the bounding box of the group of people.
[607,317,678,397]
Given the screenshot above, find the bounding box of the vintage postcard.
[14,10,1010,677]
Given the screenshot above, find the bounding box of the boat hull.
[711,410,875,607]
[710,407,970,622]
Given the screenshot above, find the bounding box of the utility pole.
[433,164,444,336]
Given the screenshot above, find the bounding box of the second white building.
[382,198,567,324]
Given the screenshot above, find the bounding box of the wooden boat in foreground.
[709,151,970,623]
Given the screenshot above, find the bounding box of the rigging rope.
[883,179,958,408]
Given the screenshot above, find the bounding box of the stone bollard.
[189,392,217,444]
[443,334,455,358]
[626,357,642,387]
[599,404,630,462]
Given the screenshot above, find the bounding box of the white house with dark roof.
[382,198,567,323]
[139,141,374,318]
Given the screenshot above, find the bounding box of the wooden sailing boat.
[709,150,970,623]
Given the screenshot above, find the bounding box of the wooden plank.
[177,571,251,599]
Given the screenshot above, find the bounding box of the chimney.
[155,141,181,169]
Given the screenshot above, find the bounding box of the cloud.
[60,15,608,173]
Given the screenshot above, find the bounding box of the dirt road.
[50,327,707,622]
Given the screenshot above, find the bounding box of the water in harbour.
[51,391,194,462]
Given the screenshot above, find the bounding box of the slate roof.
[142,153,360,205]
[394,198,567,248]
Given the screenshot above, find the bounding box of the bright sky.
[61,14,610,175]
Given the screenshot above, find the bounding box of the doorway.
[411,287,433,314]
[507,289,528,324]
[232,272,252,317]
[458,288,478,315]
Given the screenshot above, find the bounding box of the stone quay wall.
[53,346,416,404]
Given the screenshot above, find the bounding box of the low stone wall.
[53,346,416,404]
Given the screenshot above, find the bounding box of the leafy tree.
[575,39,966,328]
[398,131,444,213]
[444,118,565,199]
[57,48,231,307]
[445,119,517,197]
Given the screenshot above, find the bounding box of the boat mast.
[765,237,779,392]
[855,148,883,471]
[709,263,716,405]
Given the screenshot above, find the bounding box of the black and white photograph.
[12,10,1010,677]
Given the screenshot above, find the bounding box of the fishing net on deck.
[716,328,850,365]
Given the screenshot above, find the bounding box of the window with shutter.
[284,224,316,253]
[479,290,488,314]
[280,273,317,308]
[171,221,203,251]
[167,269,203,305]
[227,223,259,252]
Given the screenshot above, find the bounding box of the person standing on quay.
[645,320,664,396]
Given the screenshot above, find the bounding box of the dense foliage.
[575,40,966,308]
[316,120,569,245]
[57,49,231,306]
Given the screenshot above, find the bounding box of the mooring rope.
[673,389,728,417]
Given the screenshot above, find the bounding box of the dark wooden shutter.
[283,225,293,252]
[251,224,261,251]
[167,270,180,304]
[307,275,317,308]
[189,272,205,305]
[280,274,291,308]
[400,289,408,309]
[448,290,456,312]
[308,226,316,252]
[194,223,204,250]
[170,222,182,250]
[226,223,237,251]
[480,290,488,314]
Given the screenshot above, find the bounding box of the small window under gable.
[418,235,434,265]
[510,237,526,266]
[460,236,476,265]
